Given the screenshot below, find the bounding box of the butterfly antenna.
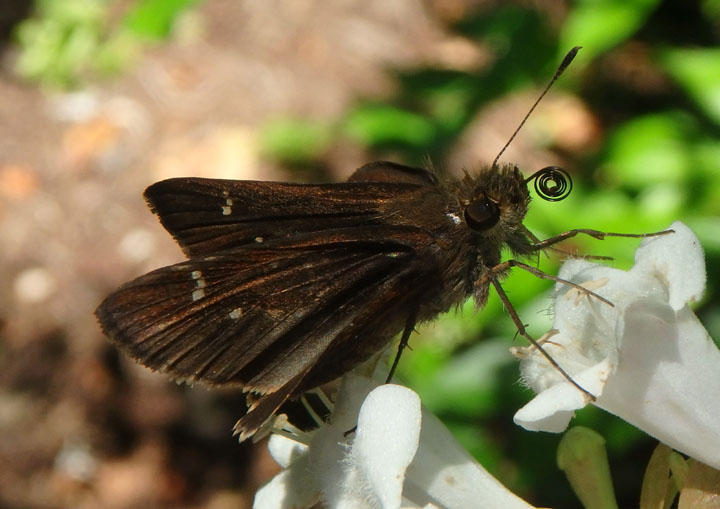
[492,46,581,169]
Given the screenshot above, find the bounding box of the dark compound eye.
[464,197,499,231]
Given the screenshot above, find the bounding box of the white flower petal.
[514,359,612,432]
[258,364,541,508]
[268,433,309,468]
[312,375,376,508]
[596,300,720,470]
[402,408,535,509]
[514,221,720,470]
[352,385,421,509]
[253,448,321,509]
[633,221,705,309]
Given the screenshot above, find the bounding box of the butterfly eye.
[464,198,499,231]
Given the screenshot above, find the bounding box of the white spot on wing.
[446,212,461,224]
[190,270,207,295]
[229,308,243,319]
[222,197,234,215]
[255,236,263,243]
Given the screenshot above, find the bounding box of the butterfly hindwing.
[96,226,435,392]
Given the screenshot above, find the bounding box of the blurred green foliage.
[660,47,720,124]
[561,0,662,59]
[14,0,200,88]
[260,119,334,164]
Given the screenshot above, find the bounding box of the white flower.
[514,221,720,470]
[255,371,536,509]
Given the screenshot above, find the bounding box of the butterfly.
[96,47,660,441]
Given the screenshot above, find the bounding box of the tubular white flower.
[256,371,536,509]
[514,221,720,470]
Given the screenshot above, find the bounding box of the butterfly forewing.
[144,177,427,257]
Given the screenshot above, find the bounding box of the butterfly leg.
[522,226,613,261]
[485,256,617,399]
[343,307,420,439]
[530,228,673,252]
[489,278,596,401]
[385,307,419,384]
[495,259,614,307]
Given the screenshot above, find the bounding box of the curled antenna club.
[525,166,573,202]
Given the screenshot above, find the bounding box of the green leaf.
[659,48,720,125]
[603,112,694,189]
[259,118,333,163]
[343,105,435,147]
[123,0,201,40]
[561,0,661,60]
